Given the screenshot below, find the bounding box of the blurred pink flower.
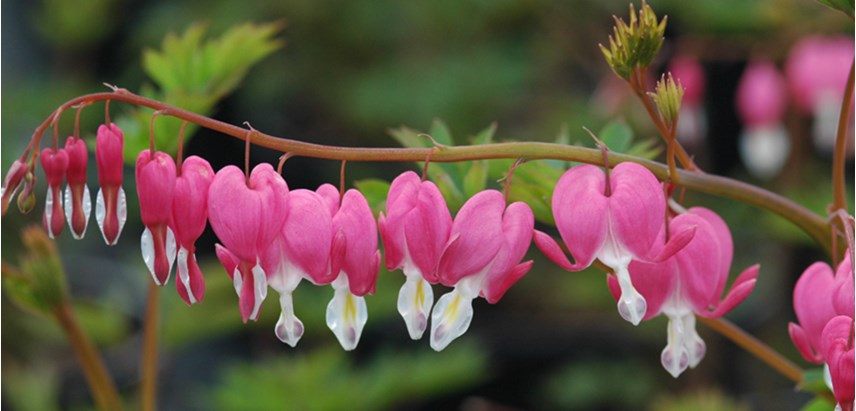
[64,137,91,239]
[171,156,214,305]
[669,56,707,146]
[736,61,790,180]
[95,123,127,246]
[39,147,69,238]
[136,149,177,286]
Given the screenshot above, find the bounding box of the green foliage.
[355,178,392,216]
[206,344,487,411]
[118,22,283,163]
[650,389,750,411]
[540,358,656,410]
[800,397,837,411]
[3,227,69,317]
[816,0,854,17]
[34,0,120,50]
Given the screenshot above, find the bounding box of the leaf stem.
[140,282,160,411]
[26,90,830,251]
[831,60,854,217]
[52,302,125,411]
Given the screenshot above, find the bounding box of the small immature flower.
[95,123,128,246]
[599,1,667,80]
[171,156,214,305]
[534,162,694,326]
[430,190,534,351]
[262,186,341,346]
[136,149,177,286]
[63,137,91,239]
[2,159,29,216]
[379,171,453,340]
[40,148,69,238]
[649,73,684,126]
[209,163,288,323]
[326,189,381,351]
[609,207,759,378]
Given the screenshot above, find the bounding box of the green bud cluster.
[648,73,685,126]
[599,1,667,80]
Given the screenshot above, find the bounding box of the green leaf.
[816,0,854,17]
[354,178,392,216]
[463,161,488,198]
[800,397,837,411]
[388,126,430,149]
[598,121,633,153]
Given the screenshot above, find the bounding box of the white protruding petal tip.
[275,313,304,347]
[249,264,268,321]
[661,344,689,378]
[177,247,197,305]
[64,184,91,239]
[397,276,434,340]
[326,288,367,351]
[429,288,474,352]
[140,228,159,285]
[617,290,647,326]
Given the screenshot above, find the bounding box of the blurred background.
[1,0,853,410]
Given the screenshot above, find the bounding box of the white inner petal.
[430,285,475,352]
[275,292,304,347]
[397,274,434,340]
[326,273,368,351]
[249,262,268,321]
[44,188,57,239]
[140,228,158,284]
[177,247,196,304]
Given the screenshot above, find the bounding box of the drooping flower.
[171,156,214,305]
[39,147,69,238]
[325,188,381,351]
[669,56,706,146]
[821,315,854,411]
[95,123,127,246]
[64,137,91,239]
[789,253,853,364]
[1,159,29,216]
[430,190,534,351]
[378,171,453,339]
[608,207,759,378]
[736,62,790,180]
[136,150,177,286]
[209,164,288,323]
[261,185,341,346]
[534,162,694,325]
[785,36,855,152]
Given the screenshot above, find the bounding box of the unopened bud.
[16,172,37,214]
[649,73,685,126]
[599,1,667,80]
[2,159,29,215]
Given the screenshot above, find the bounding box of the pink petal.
[172,156,214,248]
[437,190,504,286]
[332,189,379,296]
[533,230,584,271]
[789,322,823,363]
[689,207,734,297]
[481,201,535,303]
[176,247,206,305]
[283,189,335,284]
[793,261,840,358]
[705,264,759,318]
[316,183,341,216]
[95,123,124,187]
[670,214,723,313]
[135,150,177,227]
[626,259,676,320]
[822,316,855,408]
[403,180,452,280]
[736,62,787,126]
[483,261,532,304]
[833,254,854,316]
[552,165,608,269]
[215,244,239,281]
[609,162,667,259]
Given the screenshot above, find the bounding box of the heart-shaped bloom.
[209,164,288,323]
[95,123,127,246]
[171,156,214,305]
[789,252,854,363]
[379,171,453,339]
[430,190,534,351]
[39,148,69,238]
[262,185,342,347]
[609,207,759,378]
[63,137,91,239]
[325,188,381,351]
[736,62,790,180]
[534,162,694,325]
[821,315,854,411]
[136,150,177,286]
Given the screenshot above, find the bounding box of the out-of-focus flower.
[172,156,214,305]
[63,137,91,239]
[95,123,127,246]
[39,147,69,238]
[136,150,177,286]
[736,62,790,180]
[669,56,706,146]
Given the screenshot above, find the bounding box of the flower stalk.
[140,282,160,411]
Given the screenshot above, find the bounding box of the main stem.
[141,282,160,411]
[26,90,830,251]
[53,302,125,411]
[831,60,854,215]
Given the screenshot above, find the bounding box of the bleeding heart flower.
[430,190,534,351]
[1,159,29,216]
[95,123,127,246]
[534,162,694,326]
[379,171,453,339]
[208,163,288,323]
[171,156,214,305]
[64,137,91,239]
[262,186,342,347]
[608,207,759,378]
[326,188,381,351]
[821,315,854,411]
[39,148,69,238]
[136,149,177,287]
[736,62,790,180]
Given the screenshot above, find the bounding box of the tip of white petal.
[397,277,434,340]
[661,344,689,378]
[617,292,647,326]
[64,184,91,239]
[176,247,197,304]
[326,289,367,351]
[96,187,127,246]
[429,289,474,352]
[275,312,304,347]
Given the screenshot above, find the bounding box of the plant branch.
[831,59,854,215]
[52,302,124,411]
[140,282,160,411]
[26,90,829,251]
[697,316,802,383]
